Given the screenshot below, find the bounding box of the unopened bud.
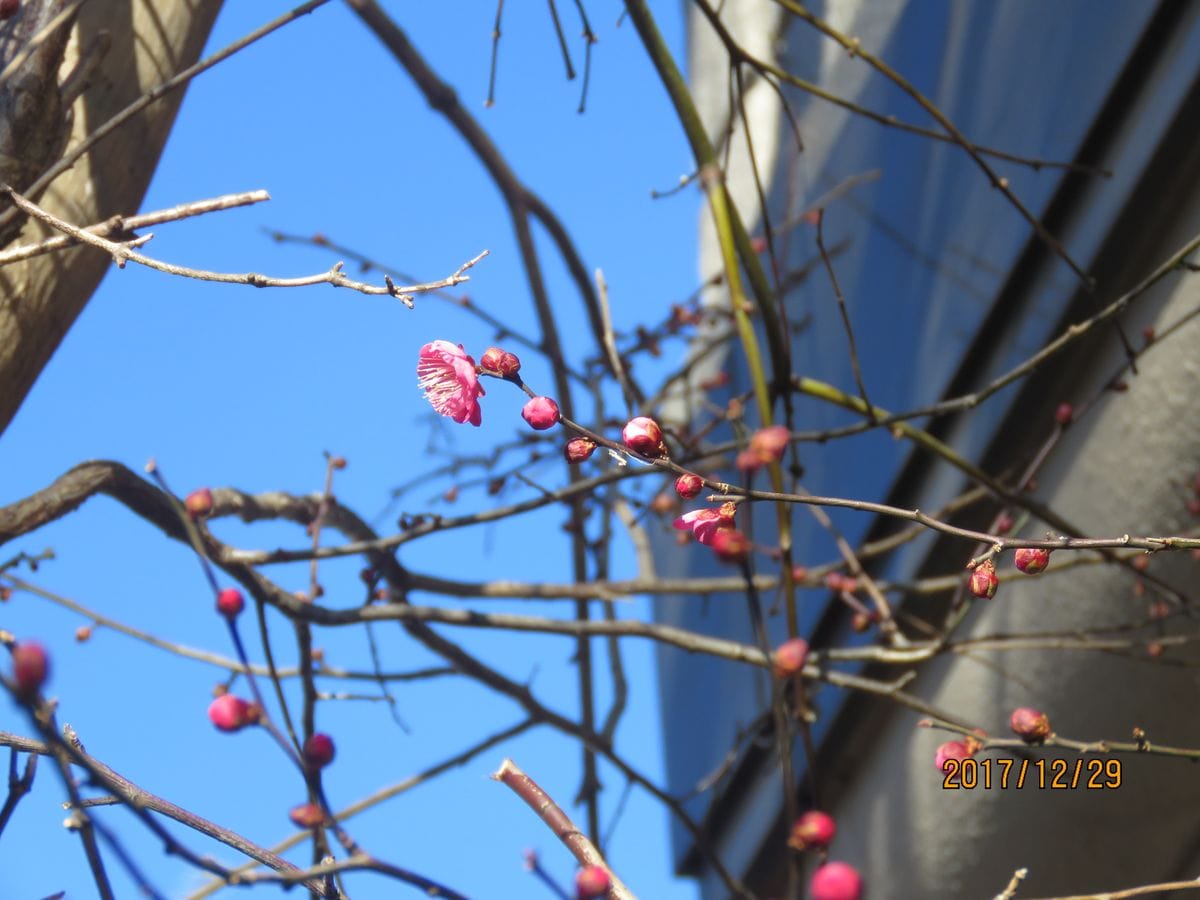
[788,810,836,851]
[674,473,703,499]
[564,437,597,464]
[1010,707,1051,743]
[1014,547,1051,574]
[772,638,809,678]
[621,416,667,458]
[185,488,214,518]
[968,560,998,599]
[479,347,522,378]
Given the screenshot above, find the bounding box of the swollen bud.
[934,740,974,771]
[216,588,245,619]
[1014,547,1051,574]
[289,802,325,829]
[710,527,750,563]
[1010,707,1051,743]
[748,425,790,464]
[772,638,809,678]
[810,861,863,900]
[968,560,998,599]
[621,416,667,458]
[208,694,259,732]
[788,810,836,851]
[674,473,703,499]
[521,396,560,430]
[11,641,49,697]
[564,437,597,464]
[303,733,336,769]
[574,865,611,898]
[479,347,522,378]
[185,487,214,518]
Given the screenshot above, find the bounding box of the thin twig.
[2,186,486,306]
[0,190,270,267]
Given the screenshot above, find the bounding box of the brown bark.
[0,0,223,436]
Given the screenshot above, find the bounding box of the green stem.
[623,0,799,635]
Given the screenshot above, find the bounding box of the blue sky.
[1,2,704,897]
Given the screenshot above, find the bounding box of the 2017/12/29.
[942,757,1122,790]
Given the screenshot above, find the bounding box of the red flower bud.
[289,802,325,828]
[1014,547,1050,574]
[711,527,750,563]
[303,733,336,768]
[208,694,259,732]
[1010,707,1051,743]
[788,810,836,851]
[574,865,611,898]
[810,861,863,900]
[749,425,790,463]
[11,641,49,697]
[772,638,809,678]
[0,0,19,21]
[968,560,998,599]
[479,347,522,378]
[564,437,597,464]
[736,448,764,472]
[1054,403,1073,426]
[217,588,245,619]
[621,416,667,458]
[185,487,214,518]
[674,473,703,499]
[934,740,974,771]
[521,396,560,430]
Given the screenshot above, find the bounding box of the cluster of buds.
[479,347,522,379]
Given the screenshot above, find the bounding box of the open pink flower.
[417,340,485,426]
[673,502,736,546]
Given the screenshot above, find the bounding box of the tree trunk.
[0,0,223,436]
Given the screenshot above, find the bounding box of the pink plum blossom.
[417,340,485,426]
[673,502,736,546]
